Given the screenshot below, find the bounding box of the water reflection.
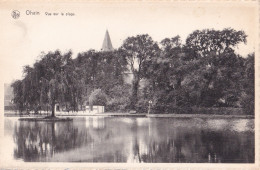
[5,117,254,163]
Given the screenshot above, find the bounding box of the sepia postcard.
[0,0,259,169]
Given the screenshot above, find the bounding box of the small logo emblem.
[11,10,20,19]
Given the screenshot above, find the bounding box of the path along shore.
[4,112,254,119]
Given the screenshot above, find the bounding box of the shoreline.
[19,117,73,121]
[4,112,254,119]
[146,114,254,119]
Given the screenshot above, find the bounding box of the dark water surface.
[4,117,254,163]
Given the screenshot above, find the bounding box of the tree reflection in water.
[130,118,254,163]
[13,120,90,161]
[11,117,254,163]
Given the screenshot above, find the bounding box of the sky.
[0,1,258,84]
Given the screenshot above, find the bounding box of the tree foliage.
[120,34,160,109]
[11,28,254,115]
[89,89,108,107]
[12,50,76,116]
[186,28,247,57]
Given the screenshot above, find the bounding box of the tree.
[120,34,160,110]
[12,50,76,117]
[186,28,247,57]
[142,35,195,113]
[240,53,254,114]
[184,28,247,107]
[11,80,24,114]
[40,50,74,117]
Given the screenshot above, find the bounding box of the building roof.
[101,30,114,51]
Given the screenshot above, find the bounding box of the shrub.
[89,89,108,107]
[106,84,131,112]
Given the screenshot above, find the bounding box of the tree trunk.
[130,77,140,110]
[51,103,55,117]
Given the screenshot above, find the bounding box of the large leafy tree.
[186,28,247,57]
[120,34,160,110]
[39,50,76,117]
[143,35,198,113]
[184,28,247,107]
[12,50,77,117]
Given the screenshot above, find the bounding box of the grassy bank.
[190,107,245,115]
[147,114,254,119]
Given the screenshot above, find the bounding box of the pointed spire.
[101,30,114,51]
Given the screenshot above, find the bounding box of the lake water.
[4,116,254,163]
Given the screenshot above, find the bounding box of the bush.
[106,84,131,112]
[135,98,149,113]
[240,92,254,115]
[89,89,108,107]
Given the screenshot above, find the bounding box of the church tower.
[101,30,114,51]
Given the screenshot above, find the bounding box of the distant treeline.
[11,28,254,116]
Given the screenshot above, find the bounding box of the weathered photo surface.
[0,0,258,169]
